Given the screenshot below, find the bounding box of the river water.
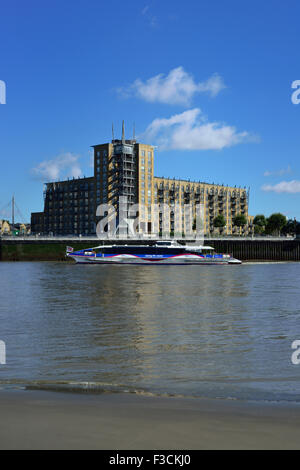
[0,261,300,403]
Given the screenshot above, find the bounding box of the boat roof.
[87,243,215,250]
[187,245,214,250]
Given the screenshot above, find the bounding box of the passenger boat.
[66,241,241,265]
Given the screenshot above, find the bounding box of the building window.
[141,150,145,157]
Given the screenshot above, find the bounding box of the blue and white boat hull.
[67,252,241,265]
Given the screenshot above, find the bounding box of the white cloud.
[264,165,291,177]
[261,180,300,194]
[31,152,82,182]
[118,67,226,106]
[141,108,255,151]
[141,5,149,15]
[149,15,158,28]
[141,5,158,28]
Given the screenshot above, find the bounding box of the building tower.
[92,122,154,235]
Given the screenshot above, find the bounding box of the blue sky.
[1,0,300,222]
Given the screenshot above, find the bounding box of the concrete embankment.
[0,237,300,261]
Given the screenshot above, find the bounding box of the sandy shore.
[0,389,300,449]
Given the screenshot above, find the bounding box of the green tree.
[232,214,247,236]
[213,215,226,233]
[254,224,264,234]
[213,215,226,227]
[253,214,266,234]
[253,214,266,227]
[281,218,296,236]
[233,214,247,227]
[265,213,287,235]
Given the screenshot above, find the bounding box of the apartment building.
[31,123,251,236]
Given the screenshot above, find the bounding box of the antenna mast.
[12,195,15,229]
[122,120,125,144]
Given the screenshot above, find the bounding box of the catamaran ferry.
[66,241,241,265]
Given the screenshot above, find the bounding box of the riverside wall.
[0,237,300,261]
[206,239,300,261]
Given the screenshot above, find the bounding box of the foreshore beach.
[1,262,300,449]
[1,389,300,450]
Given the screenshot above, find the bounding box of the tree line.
[213,213,299,236]
[213,214,248,230]
[252,213,299,236]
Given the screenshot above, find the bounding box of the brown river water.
[0,261,300,403]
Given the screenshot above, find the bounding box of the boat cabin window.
[98,245,186,255]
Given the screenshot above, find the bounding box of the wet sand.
[1,389,300,449]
